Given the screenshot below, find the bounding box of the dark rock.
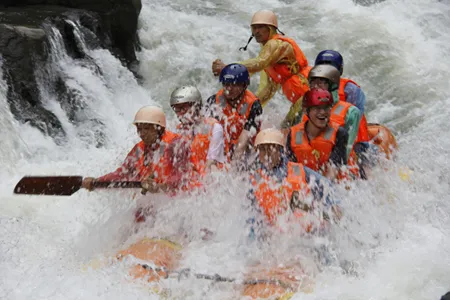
[0,0,142,142]
[1,0,142,66]
[0,23,65,140]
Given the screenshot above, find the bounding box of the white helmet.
[133,106,166,128]
[170,86,202,106]
[251,10,278,28]
[255,128,285,148]
[308,64,340,86]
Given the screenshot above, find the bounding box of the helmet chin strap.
[239,36,253,51]
[239,27,285,51]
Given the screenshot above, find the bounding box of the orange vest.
[177,118,221,177]
[329,100,352,127]
[302,99,366,145]
[328,102,367,176]
[250,162,309,225]
[338,78,370,143]
[134,131,179,182]
[215,89,259,153]
[290,120,339,173]
[263,34,310,102]
[291,118,360,180]
[191,118,220,175]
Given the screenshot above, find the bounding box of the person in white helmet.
[246,128,341,239]
[169,86,227,186]
[212,10,311,129]
[82,106,184,222]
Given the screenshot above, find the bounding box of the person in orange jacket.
[306,65,362,162]
[81,106,185,222]
[212,10,310,128]
[205,63,263,163]
[246,128,341,240]
[287,88,359,182]
[314,50,377,174]
[169,86,227,186]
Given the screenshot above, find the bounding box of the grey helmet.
[308,64,340,86]
[170,86,202,106]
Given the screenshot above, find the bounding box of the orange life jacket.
[263,34,310,103]
[175,118,226,191]
[250,162,309,225]
[189,118,221,175]
[215,89,259,154]
[177,118,222,175]
[302,99,366,145]
[338,78,370,143]
[289,120,339,173]
[134,131,179,182]
[290,118,360,180]
[328,102,364,177]
[329,100,352,128]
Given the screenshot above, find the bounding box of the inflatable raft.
[367,123,398,159]
[110,238,314,299]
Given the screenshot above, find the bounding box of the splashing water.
[1,0,450,299]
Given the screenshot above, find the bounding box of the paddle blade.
[14,176,83,196]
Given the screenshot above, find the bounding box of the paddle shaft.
[92,181,142,189]
[141,265,292,289]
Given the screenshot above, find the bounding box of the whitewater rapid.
[1,0,450,299]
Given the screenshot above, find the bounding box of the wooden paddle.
[13,176,142,196]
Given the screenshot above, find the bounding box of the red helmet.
[302,88,333,108]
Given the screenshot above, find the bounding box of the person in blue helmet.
[314,50,366,115]
[205,63,263,162]
[314,50,377,177]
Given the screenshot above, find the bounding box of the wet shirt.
[206,122,226,163]
[344,81,366,115]
[238,39,297,106]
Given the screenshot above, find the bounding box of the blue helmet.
[219,63,250,85]
[314,50,344,75]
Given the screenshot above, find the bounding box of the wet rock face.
[1,0,142,64]
[0,1,141,143]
